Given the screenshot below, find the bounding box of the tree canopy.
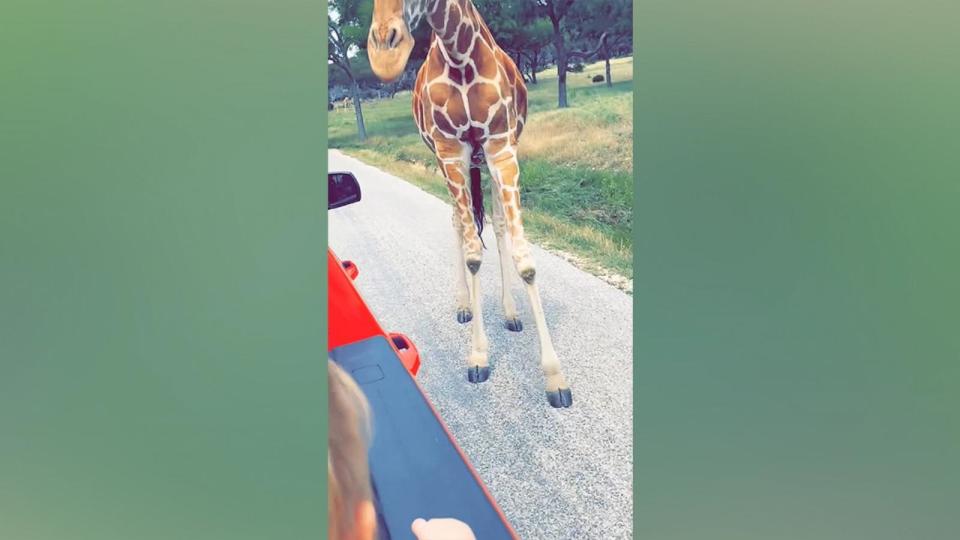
[328,0,633,112]
[473,0,553,82]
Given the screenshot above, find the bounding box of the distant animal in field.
[333,97,353,111]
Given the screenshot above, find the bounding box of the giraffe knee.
[516,256,536,283]
[466,259,481,275]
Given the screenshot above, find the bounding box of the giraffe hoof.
[546,387,573,408]
[504,317,523,332]
[467,365,490,383]
[457,308,473,324]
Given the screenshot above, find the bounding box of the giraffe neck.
[403,0,430,30]
[415,0,490,67]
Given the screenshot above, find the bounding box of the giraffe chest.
[413,42,527,155]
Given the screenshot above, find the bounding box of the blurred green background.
[4,0,960,538]
[635,1,959,538]
[1,1,327,538]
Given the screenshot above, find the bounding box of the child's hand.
[410,518,477,540]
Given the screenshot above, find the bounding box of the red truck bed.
[328,248,517,539]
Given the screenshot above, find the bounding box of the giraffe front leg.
[490,151,571,407]
[440,155,489,382]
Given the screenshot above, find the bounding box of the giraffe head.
[367,0,422,82]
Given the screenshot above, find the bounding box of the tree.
[511,19,552,84]
[536,0,607,108]
[569,0,631,87]
[328,0,368,141]
[474,0,552,84]
[526,25,552,84]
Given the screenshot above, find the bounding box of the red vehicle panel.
[327,171,515,538]
[328,248,420,375]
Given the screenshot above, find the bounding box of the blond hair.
[328,360,374,539]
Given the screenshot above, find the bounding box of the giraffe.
[366,0,572,408]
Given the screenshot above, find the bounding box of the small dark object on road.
[592,74,605,83]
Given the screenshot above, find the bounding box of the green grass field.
[328,57,633,287]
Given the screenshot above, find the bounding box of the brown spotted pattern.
[412,0,528,261]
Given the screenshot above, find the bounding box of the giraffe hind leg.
[451,210,472,324]
[489,164,522,332]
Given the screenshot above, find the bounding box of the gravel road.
[329,150,633,539]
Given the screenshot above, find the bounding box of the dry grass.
[520,92,633,172]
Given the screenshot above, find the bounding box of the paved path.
[329,150,633,539]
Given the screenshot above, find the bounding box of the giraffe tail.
[469,164,486,249]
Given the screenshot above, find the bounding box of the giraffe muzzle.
[370,21,405,50]
[367,17,414,82]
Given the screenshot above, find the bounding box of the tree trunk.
[512,50,530,84]
[530,49,539,84]
[552,19,568,108]
[550,13,567,109]
[334,56,367,141]
[351,80,366,141]
[556,51,568,108]
[604,43,612,87]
